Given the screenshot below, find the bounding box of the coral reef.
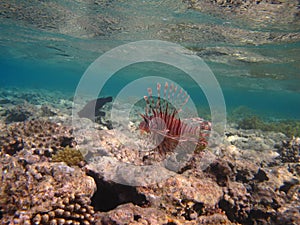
[237,116,300,137]
[0,119,75,156]
[186,0,300,27]
[136,173,224,220]
[30,194,95,225]
[225,126,285,151]
[0,153,96,224]
[1,88,300,225]
[276,136,300,163]
[0,0,120,38]
[3,103,36,123]
[95,203,237,225]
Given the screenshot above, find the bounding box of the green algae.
[237,116,300,137]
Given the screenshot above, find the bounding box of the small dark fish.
[78,97,113,120]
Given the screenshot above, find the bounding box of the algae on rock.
[52,147,84,166]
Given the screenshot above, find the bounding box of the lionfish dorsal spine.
[156,83,162,113]
[147,88,155,109]
[143,96,150,116]
[163,82,168,100]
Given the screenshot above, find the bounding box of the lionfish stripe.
[169,116,175,131]
[181,123,187,134]
[169,116,176,134]
[166,113,172,130]
[164,103,169,122]
[169,110,177,130]
[186,125,193,135]
[194,127,200,135]
[175,119,181,135]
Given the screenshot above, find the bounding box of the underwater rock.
[196,46,279,64]
[0,98,11,104]
[94,203,169,225]
[137,174,223,219]
[40,104,59,117]
[80,119,299,224]
[186,0,300,28]
[188,145,300,225]
[95,202,238,225]
[4,103,36,123]
[225,127,283,151]
[0,0,120,38]
[163,21,300,47]
[0,154,96,224]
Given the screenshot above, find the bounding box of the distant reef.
[186,0,300,28]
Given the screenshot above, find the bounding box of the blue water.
[1,0,300,120]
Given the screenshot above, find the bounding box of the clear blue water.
[1,0,300,120]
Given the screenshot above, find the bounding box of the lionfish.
[139,82,211,156]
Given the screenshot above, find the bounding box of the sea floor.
[0,87,299,225]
